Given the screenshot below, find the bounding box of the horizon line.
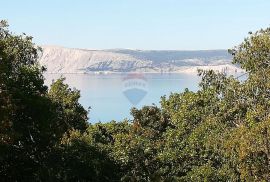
[40,44,230,52]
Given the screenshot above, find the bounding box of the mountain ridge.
[39,45,243,74]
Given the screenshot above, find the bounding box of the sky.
[1,0,270,50]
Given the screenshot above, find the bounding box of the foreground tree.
[0,21,118,181]
[2,20,270,181]
[0,20,55,180]
[91,28,270,181]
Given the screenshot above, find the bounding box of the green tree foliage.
[84,28,270,181]
[1,20,270,181]
[48,77,88,132]
[0,21,116,181]
[0,20,55,180]
[118,106,171,181]
[45,129,121,181]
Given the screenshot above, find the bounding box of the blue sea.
[44,73,200,122]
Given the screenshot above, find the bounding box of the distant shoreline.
[43,66,244,75]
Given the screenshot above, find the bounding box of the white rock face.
[39,46,243,74]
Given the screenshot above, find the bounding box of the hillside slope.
[39,46,242,74]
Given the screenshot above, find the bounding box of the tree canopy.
[1,20,270,181]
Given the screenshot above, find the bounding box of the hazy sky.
[1,0,270,50]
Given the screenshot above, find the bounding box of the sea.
[44,73,201,123]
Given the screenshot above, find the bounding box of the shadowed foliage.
[1,20,270,181]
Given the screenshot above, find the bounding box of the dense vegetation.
[1,20,270,181]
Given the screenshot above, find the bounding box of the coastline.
[43,64,244,75]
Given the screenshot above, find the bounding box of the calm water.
[44,73,200,122]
